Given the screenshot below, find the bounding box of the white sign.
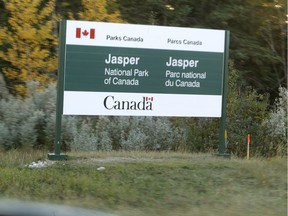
[65,20,225,52]
[61,20,227,117]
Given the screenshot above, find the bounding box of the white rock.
[97,167,105,171]
[27,160,50,169]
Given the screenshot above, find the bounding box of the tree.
[78,0,124,23]
[55,0,82,20]
[117,0,287,101]
[257,0,287,96]
[204,0,287,99]
[118,0,192,26]
[0,0,57,96]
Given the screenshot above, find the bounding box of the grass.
[0,150,287,216]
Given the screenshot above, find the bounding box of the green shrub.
[69,116,184,151]
[0,92,44,149]
[169,62,287,157]
[226,64,287,157]
[0,69,286,157]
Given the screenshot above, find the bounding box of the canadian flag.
[145,97,154,102]
[76,28,95,39]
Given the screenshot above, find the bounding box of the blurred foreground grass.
[0,150,287,216]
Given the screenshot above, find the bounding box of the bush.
[170,117,219,152]
[268,86,287,137]
[226,64,287,157]
[0,71,286,157]
[263,86,287,156]
[69,116,184,151]
[0,81,184,151]
[169,62,287,157]
[0,94,44,149]
[0,82,60,150]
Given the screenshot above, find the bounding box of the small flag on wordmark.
[76,28,95,39]
[146,97,153,102]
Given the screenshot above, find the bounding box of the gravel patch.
[72,157,165,165]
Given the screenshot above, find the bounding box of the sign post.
[48,20,230,160]
[48,20,67,160]
[218,31,230,158]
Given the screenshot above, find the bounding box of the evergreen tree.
[117,0,287,100]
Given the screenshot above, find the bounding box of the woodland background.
[0,0,287,157]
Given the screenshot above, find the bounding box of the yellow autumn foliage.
[0,0,125,96]
[0,0,58,96]
[79,0,125,23]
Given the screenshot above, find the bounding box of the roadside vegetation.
[0,151,287,216]
[0,0,286,157]
[0,1,287,215]
[0,64,286,157]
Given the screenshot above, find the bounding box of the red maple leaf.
[82,30,89,37]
